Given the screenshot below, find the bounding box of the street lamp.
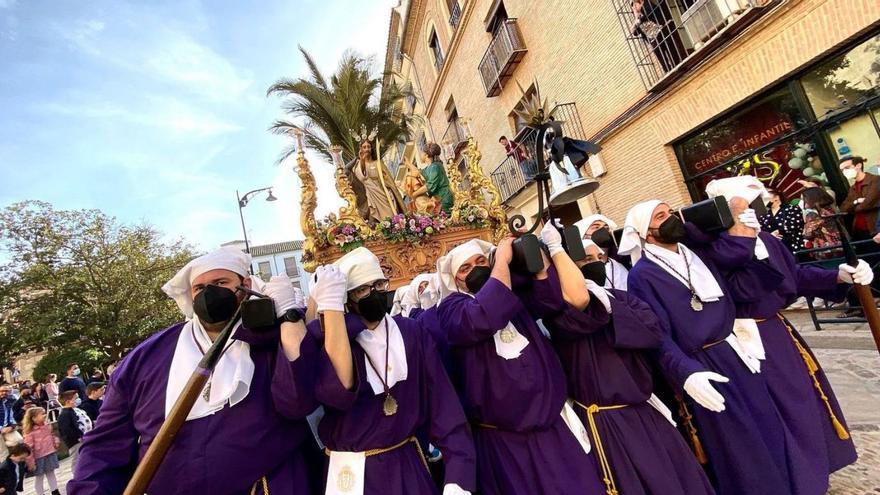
[236,187,277,254]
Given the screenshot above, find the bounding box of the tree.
[0,201,198,367]
[267,47,419,163]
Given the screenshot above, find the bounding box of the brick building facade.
[385,0,880,226]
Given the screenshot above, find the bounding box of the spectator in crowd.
[10,370,19,385]
[802,186,842,261]
[58,364,86,402]
[839,156,880,241]
[79,382,105,423]
[1,385,18,464]
[43,376,58,406]
[86,370,104,386]
[57,391,92,470]
[760,187,805,253]
[22,408,61,495]
[30,384,48,410]
[10,390,30,425]
[0,443,30,494]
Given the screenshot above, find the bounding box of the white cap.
[162,247,251,318]
[332,246,386,290]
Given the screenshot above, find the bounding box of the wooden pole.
[123,306,243,495]
[833,216,880,356]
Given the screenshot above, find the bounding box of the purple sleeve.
[523,265,566,319]
[693,232,758,272]
[419,330,476,491]
[438,279,520,346]
[314,348,360,412]
[628,271,706,391]
[610,291,664,350]
[544,299,609,341]
[270,332,318,420]
[724,260,787,303]
[66,369,138,495]
[794,263,849,302]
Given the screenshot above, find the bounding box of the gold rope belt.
[701,338,726,350]
[250,477,268,495]
[755,315,850,440]
[572,400,628,495]
[324,436,428,470]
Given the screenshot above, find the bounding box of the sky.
[0,0,397,251]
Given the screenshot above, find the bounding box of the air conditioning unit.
[681,0,751,47]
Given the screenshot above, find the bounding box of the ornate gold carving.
[460,119,509,241]
[330,145,372,237]
[443,148,470,223]
[397,240,442,274]
[293,129,319,272]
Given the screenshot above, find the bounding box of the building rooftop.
[248,240,304,257]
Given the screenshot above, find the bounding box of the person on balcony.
[436,238,605,495]
[631,0,687,73]
[499,135,536,180]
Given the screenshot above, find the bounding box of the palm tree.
[267,47,418,164]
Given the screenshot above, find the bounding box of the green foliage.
[32,346,105,385]
[267,47,419,163]
[0,201,198,365]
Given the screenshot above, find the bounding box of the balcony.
[490,102,586,204]
[449,2,462,29]
[386,141,407,179]
[442,118,468,159]
[613,0,769,90]
[478,19,528,97]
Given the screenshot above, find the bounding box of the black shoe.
[52,490,61,495]
[837,308,864,318]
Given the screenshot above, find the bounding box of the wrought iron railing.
[449,2,462,29]
[442,118,467,155]
[490,102,586,204]
[434,48,445,72]
[478,19,528,97]
[611,0,764,90]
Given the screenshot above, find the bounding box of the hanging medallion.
[383,393,398,416]
[690,294,704,312]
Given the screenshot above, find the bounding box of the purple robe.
[437,267,605,495]
[68,323,318,495]
[628,238,793,495]
[713,232,857,493]
[545,290,716,495]
[307,313,475,494]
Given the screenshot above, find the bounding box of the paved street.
[22,310,879,494]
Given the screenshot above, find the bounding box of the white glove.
[292,287,306,310]
[312,265,348,313]
[838,259,874,285]
[737,208,761,230]
[419,288,438,310]
[854,197,866,205]
[263,275,298,317]
[540,219,564,257]
[442,484,471,495]
[683,371,729,413]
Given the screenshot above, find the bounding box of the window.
[801,34,880,118]
[448,0,462,29]
[429,29,444,72]
[257,261,272,282]
[283,257,299,277]
[485,0,509,34]
[509,84,537,135]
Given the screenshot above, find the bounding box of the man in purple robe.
[306,248,475,495]
[540,220,715,495]
[435,238,605,495]
[68,247,318,495]
[703,176,868,494]
[623,200,794,495]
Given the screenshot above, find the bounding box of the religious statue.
[403,158,438,214]
[410,142,453,214]
[345,139,406,224]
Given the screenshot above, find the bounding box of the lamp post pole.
[236,186,277,261]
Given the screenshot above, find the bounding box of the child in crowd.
[0,443,30,494]
[22,408,61,495]
[80,382,105,423]
[57,391,92,470]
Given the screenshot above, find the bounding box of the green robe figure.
[420,143,454,213]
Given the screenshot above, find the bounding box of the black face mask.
[652,215,687,244]
[579,261,607,286]
[193,285,239,324]
[465,265,491,293]
[356,290,390,323]
[590,227,615,250]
